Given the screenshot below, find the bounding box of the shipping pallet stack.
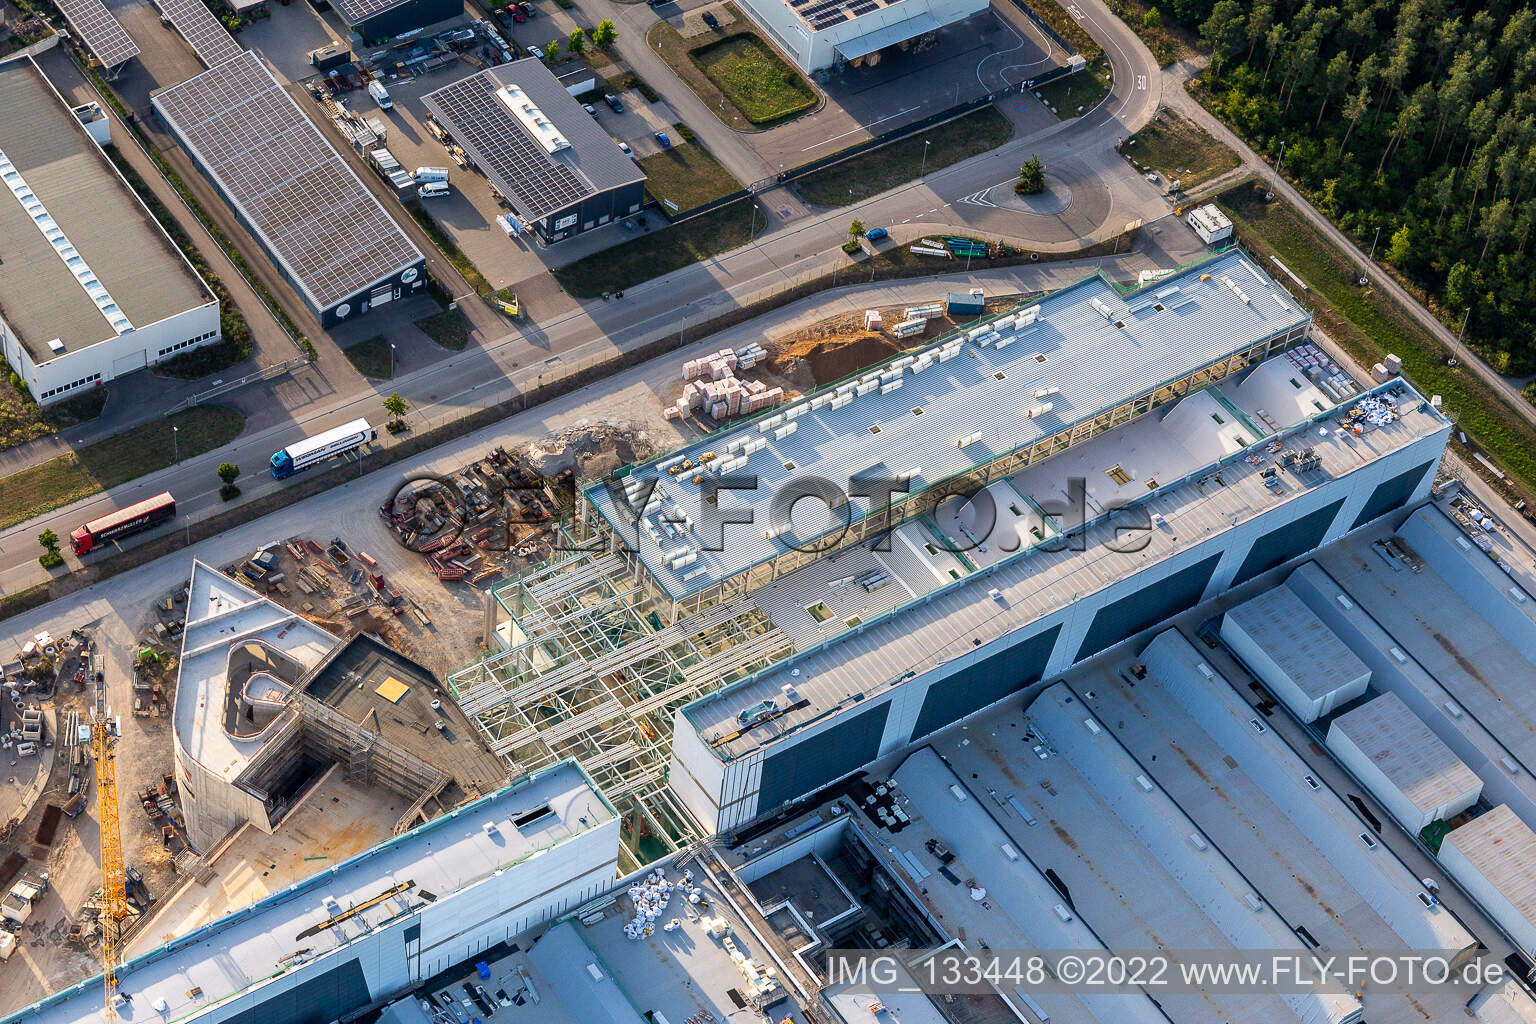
[667,344,779,423]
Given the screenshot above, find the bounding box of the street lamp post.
[1368,225,1381,263]
[172,425,179,464]
[1458,306,1472,344]
[920,140,931,178]
[390,343,397,378]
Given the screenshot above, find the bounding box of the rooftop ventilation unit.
[958,431,984,448]
[1090,296,1116,320]
[1027,403,1054,419]
[495,85,570,154]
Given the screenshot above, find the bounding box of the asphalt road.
[0,0,1171,594]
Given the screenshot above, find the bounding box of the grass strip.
[0,406,245,532]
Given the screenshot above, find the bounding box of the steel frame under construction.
[448,535,793,869]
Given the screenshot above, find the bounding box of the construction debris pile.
[381,446,564,587]
[668,345,780,423]
[623,866,706,940]
[275,538,430,626]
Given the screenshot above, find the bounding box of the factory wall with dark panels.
[1073,554,1223,663]
[755,701,890,813]
[1350,459,1437,530]
[220,959,369,1024]
[539,181,646,244]
[1231,498,1345,588]
[322,260,428,327]
[349,0,462,43]
[908,625,1061,742]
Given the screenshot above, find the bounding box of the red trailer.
[71,492,176,555]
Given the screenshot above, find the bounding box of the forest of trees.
[1169,0,1536,375]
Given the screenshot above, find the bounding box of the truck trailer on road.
[270,419,376,479]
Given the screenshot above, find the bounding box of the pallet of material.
[313,557,338,573]
[286,542,307,560]
[357,550,379,568]
[470,567,499,584]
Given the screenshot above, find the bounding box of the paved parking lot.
[641,0,1062,173]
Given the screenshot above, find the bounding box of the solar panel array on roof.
[152,52,422,311]
[55,0,140,68]
[789,0,885,30]
[154,0,244,69]
[422,73,589,219]
[331,0,409,26]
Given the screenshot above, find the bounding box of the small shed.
[1326,692,1482,832]
[1220,586,1370,722]
[945,292,984,318]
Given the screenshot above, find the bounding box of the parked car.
[527,44,544,59]
[618,141,633,158]
[519,1,536,16]
[702,10,719,28]
[654,131,671,148]
[583,103,597,116]
[864,226,889,242]
[604,94,623,112]
[505,2,525,20]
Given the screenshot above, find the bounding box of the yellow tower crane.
[91,712,127,1024]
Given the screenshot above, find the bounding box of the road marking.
[959,188,998,208]
[800,106,922,152]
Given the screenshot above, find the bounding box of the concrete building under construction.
[444,249,1452,856]
[174,560,504,852]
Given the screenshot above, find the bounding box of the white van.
[368,80,393,109]
[416,181,450,199]
[413,166,449,183]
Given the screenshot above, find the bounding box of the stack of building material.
[671,348,782,422]
[863,309,882,330]
[683,348,740,382]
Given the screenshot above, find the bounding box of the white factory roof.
[1223,586,1370,700]
[588,249,1310,598]
[5,762,615,1024]
[1329,692,1481,817]
[685,374,1447,760]
[529,922,644,1024]
[1472,980,1536,1024]
[173,560,336,783]
[1444,805,1536,922]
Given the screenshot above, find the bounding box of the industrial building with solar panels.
[736,0,989,72]
[151,52,427,326]
[331,0,463,44]
[441,248,1453,850]
[0,54,221,403]
[424,58,646,245]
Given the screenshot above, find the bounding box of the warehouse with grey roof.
[423,58,646,244]
[0,55,220,403]
[1220,585,1371,722]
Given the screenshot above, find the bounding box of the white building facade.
[737,0,988,73]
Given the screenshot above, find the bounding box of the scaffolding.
[449,538,794,871]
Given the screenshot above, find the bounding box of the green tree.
[38,528,61,569]
[1201,0,1246,77]
[383,392,410,420]
[1142,7,1161,29]
[592,19,618,48]
[1386,223,1413,265]
[545,39,561,60]
[1445,261,1474,312]
[849,218,865,240]
[217,462,240,487]
[568,28,587,57]
[38,528,59,555]
[1016,155,1045,195]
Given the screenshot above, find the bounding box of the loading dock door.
[112,348,147,376]
[370,284,395,306]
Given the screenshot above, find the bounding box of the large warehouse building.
[331,0,461,44]
[444,249,1452,844]
[736,0,989,73]
[423,58,646,245]
[3,761,619,1024]
[1441,804,1536,957]
[152,52,426,326]
[0,55,221,403]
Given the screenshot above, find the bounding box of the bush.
[841,239,862,254]
[39,549,63,570]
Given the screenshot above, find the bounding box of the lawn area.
[1034,58,1113,119]
[343,335,394,378]
[553,201,757,297]
[639,140,744,213]
[416,309,471,351]
[791,106,1015,207]
[0,406,245,532]
[1218,181,1536,494]
[689,34,817,126]
[1123,107,1239,191]
[1103,0,1196,67]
